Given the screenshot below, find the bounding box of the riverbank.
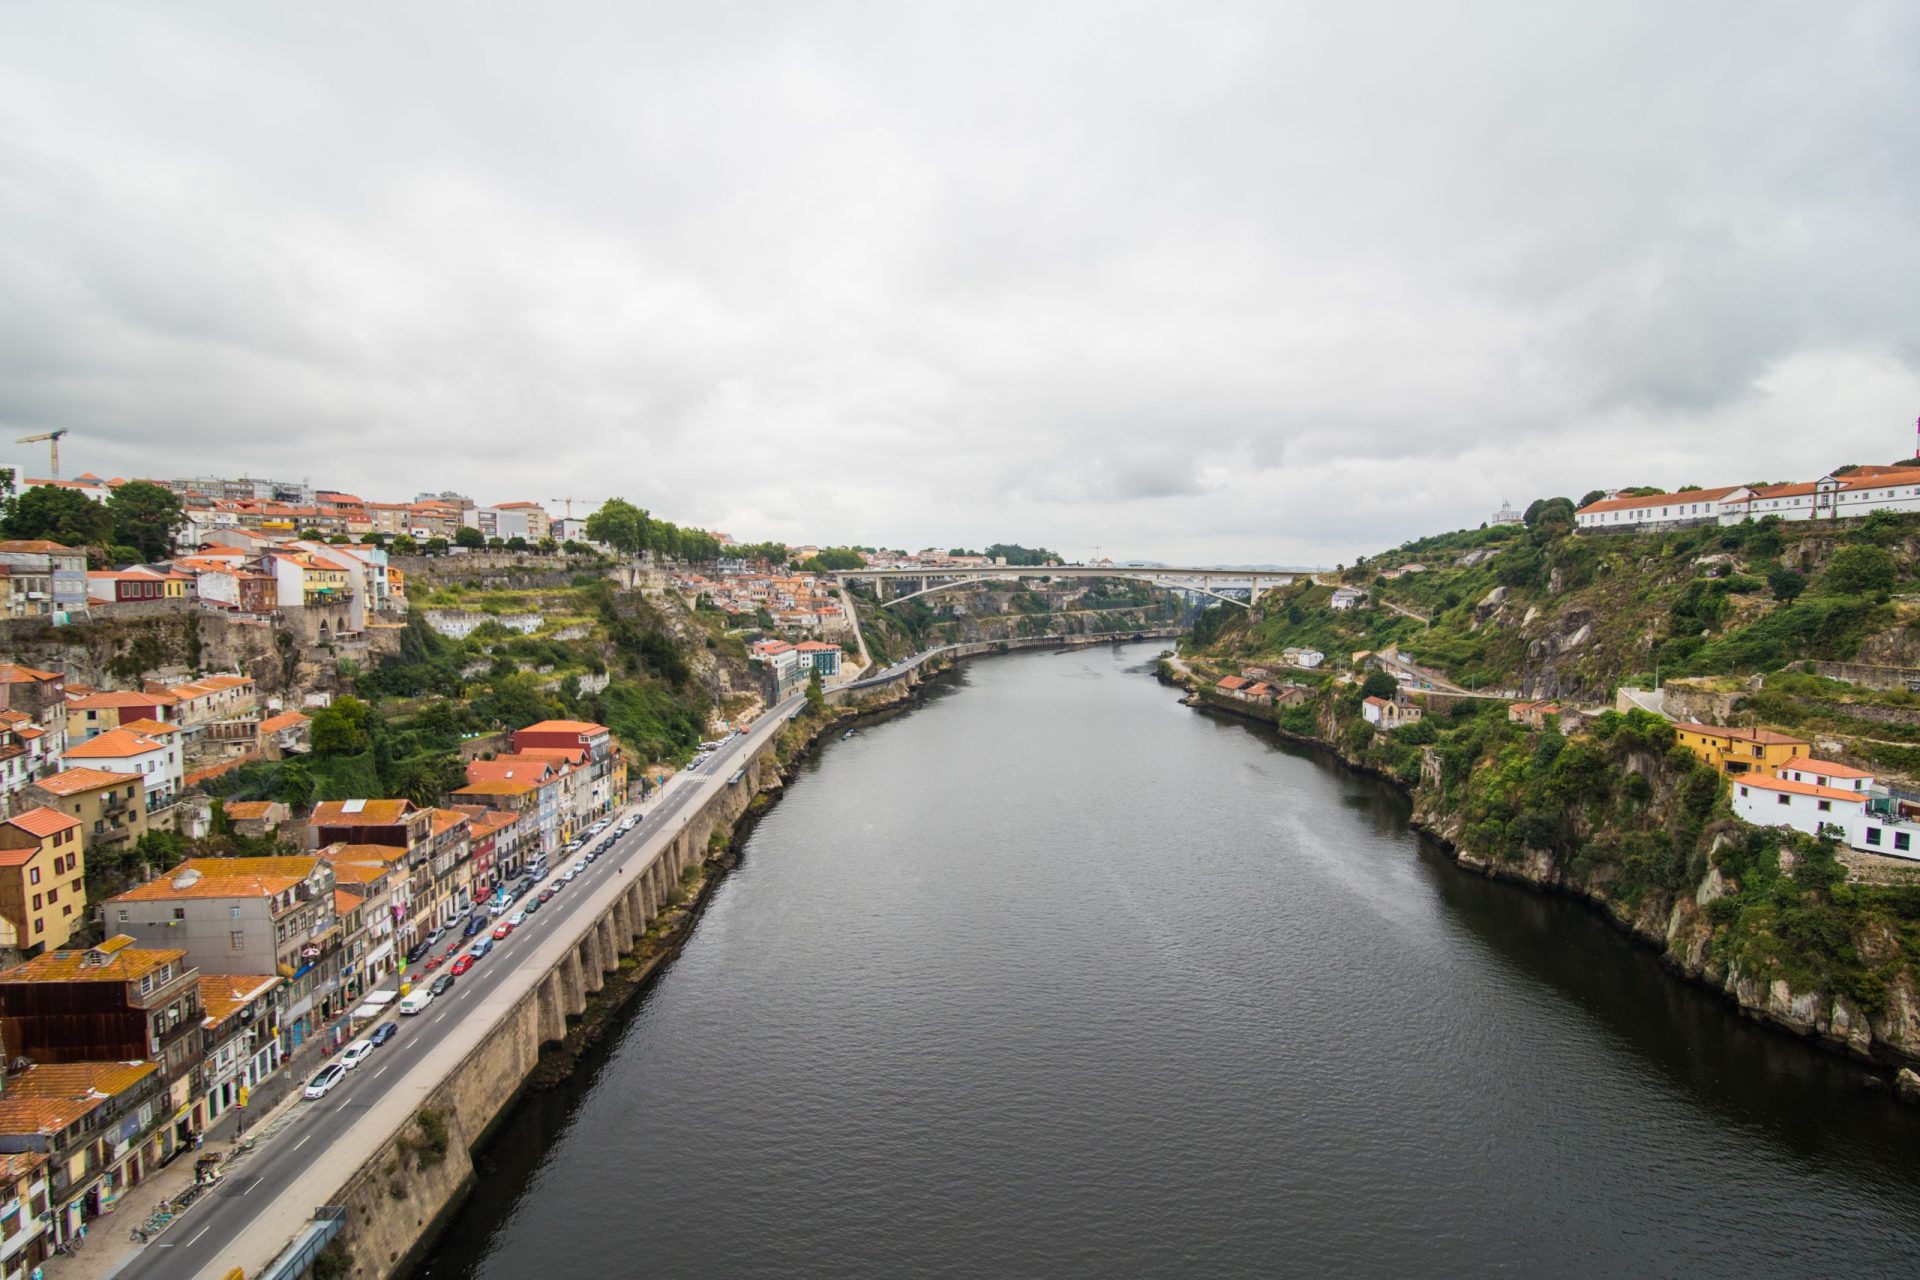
[1158,652,1920,1095]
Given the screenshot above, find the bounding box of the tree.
[585,498,647,556]
[391,533,419,555]
[424,536,449,556]
[300,527,325,540]
[805,667,826,717]
[106,480,186,560]
[1359,669,1399,700]
[4,484,113,546]
[505,535,529,552]
[1579,489,1608,509]
[537,537,558,554]
[562,539,586,555]
[453,526,485,549]
[1818,544,1895,596]
[310,696,371,756]
[1767,563,1807,603]
[801,547,866,572]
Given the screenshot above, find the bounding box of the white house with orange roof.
[1575,485,1749,532]
[1732,756,1920,860]
[64,728,180,809]
[1578,466,1920,533]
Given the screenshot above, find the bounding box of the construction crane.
[15,430,67,479]
[551,496,579,519]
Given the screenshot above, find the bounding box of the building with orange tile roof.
[0,1054,166,1240]
[24,767,146,857]
[63,727,180,806]
[0,807,84,955]
[1673,723,1812,778]
[197,972,286,1125]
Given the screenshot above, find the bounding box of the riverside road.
[117,693,803,1280]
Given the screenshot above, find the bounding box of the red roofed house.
[512,719,621,820]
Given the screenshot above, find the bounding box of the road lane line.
[292,1133,313,1150]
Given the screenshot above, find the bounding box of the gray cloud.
[1,0,1917,565]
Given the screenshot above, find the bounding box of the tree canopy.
[4,484,114,547]
[106,481,186,560]
[584,498,721,561]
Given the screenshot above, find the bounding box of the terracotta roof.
[321,841,408,867]
[117,718,180,738]
[110,859,317,904]
[222,801,280,821]
[2,807,80,840]
[184,756,252,787]
[506,747,585,766]
[257,710,310,734]
[1778,757,1874,780]
[0,664,61,684]
[1737,774,1869,803]
[65,729,166,760]
[333,890,359,916]
[309,799,416,826]
[1576,485,1744,516]
[4,1059,160,1101]
[451,780,535,798]
[1674,723,1810,747]
[0,936,184,983]
[516,719,607,735]
[0,540,77,554]
[323,857,392,884]
[31,767,140,796]
[429,808,470,837]
[1216,676,1250,690]
[1364,696,1392,708]
[68,690,176,709]
[199,974,279,1027]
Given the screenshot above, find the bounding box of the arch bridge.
[841,564,1326,610]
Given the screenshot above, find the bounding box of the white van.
[399,990,434,1016]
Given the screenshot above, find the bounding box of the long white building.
[1575,466,1920,532]
[1729,757,1920,860]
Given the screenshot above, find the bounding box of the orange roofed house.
[24,766,148,855]
[106,857,345,1050]
[512,719,624,819]
[0,807,86,955]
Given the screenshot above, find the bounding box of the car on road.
[340,1039,375,1070]
[561,869,577,883]
[492,920,514,940]
[469,937,494,959]
[463,915,488,938]
[304,1064,347,1099]
[537,886,557,903]
[430,972,456,995]
[509,910,526,927]
[424,926,444,947]
[524,896,541,914]
[573,859,588,873]
[450,955,475,976]
[370,1022,399,1047]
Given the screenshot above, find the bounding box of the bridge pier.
[536,970,567,1044]
[579,934,605,994]
[560,949,587,1017]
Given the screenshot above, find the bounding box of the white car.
[340,1039,375,1070]
[573,859,588,873]
[305,1064,347,1098]
[509,911,527,927]
[561,868,578,883]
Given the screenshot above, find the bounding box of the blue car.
[468,937,493,960]
[463,915,487,938]
[369,1021,398,1047]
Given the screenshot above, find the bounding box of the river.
[418,642,1920,1278]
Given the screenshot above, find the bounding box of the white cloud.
[1,0,1917,564]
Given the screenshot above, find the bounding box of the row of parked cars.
[303,809,649,1101]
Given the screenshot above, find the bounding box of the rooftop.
[0,935,185,984]
[199,974,280,1027]
[30,767,140,796]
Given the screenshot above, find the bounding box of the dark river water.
[419,642,1920,1278]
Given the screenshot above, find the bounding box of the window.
[230,905,242,920]
[1818,800,1832,812]
[27,867,38,886]
[45,888,55,903]
[231,930,245,951]
[30,895,40,911]
[172,907,186,921]
[1739,786,1748,797]
[1899,833,1912,853]
[1868,828,1883,845]
[1777,794,1791,805]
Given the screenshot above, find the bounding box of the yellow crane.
[14,429,68,479]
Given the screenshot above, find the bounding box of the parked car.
[509,910,526,927]
[370,1022,399,1047]
[469,937,494,959]
[450,955,476,976]
[424,926,444,947]
[305,1064,347,1099]
[524,896,541,914]
[340,1039,375,1070]
[492,920,514,940]
[399,990,433,1015]
[537,887,557,904]
[573,859,588,873]
[430,972,456,995]
[561,869,578,883]
[405,940,433,964]
[464,915,488,938]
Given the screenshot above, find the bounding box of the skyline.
[3,2,1918,562]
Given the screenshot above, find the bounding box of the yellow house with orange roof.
[0,807,86,953]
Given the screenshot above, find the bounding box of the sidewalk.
[54,1017,361,1280]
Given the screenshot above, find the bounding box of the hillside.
[1196,506,1920,705]
[851,575,1183,666]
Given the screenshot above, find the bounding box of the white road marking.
[292,1133,313,1150]
[187,1224,213,1246]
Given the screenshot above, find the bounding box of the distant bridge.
[840,564,1328,610]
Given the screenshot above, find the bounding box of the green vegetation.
[584,497,721,561]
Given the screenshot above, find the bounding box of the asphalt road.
[116,696,803,1280]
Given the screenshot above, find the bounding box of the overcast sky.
[2,2,1917,564]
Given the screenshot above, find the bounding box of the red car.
[450,955,476,976]
[492,921,514,940]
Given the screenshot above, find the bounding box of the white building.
[62,728,181,808]
[1576,466,1920,533]
[1730,758,1920,860]
[1361,696,1422,731]
[1282,647,1326,669]
[1329,587,1367,611]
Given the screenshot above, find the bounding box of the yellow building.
[0,807,87,954]
[1673,723,1811,778]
